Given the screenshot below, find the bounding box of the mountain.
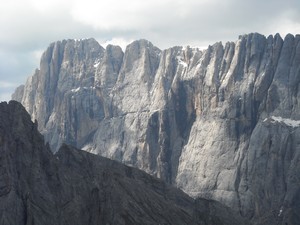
[0,100,246,225]
[12,33,300,224]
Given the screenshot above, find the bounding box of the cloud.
[1,0,299,49]
[70,0,186,30]
[0,81,17,88]
[0,0,299,101]
[0,81,19,102]
[0,92,12,102]
[100,38,134,51]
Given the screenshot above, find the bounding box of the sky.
[0,0,299,102]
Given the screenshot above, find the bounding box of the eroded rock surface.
[12,33,300,224]
[0,101,245,225]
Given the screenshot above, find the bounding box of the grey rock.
[15,38,105,150]
[11,84,24,102]
[0,101,245,225]
[12,33,300,224]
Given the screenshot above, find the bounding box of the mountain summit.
[13,33,300,224]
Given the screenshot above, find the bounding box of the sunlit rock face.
[13,33,300,224]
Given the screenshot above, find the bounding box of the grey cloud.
[0,0,299,101]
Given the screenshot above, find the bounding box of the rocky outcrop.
[12,33,300,224]
[13,38,105,149]
[0,101,245,225]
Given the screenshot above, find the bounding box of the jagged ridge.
[0,101,246,225]
[12,33,300,224]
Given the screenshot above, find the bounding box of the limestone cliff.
[13,33,300,224]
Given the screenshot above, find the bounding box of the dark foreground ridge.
[0,101,246,225]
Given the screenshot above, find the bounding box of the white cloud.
[0,92,11,102]
[70,0,170,30]
[0,0,299,50]
[100,38,134,51]
[0,81,17,102]
[69,0,217,32]
[0,81,17,88]
[0,0,300,100]
[31,49,44,65]
[28,0,72,12]
[268,9,300,37]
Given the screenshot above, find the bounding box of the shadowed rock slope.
[0,101,246,225]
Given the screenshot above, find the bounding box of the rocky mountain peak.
[0,101,40,144]
[12,33,300,224]
[95,44,124,89]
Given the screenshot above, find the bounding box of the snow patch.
[181,45,204,52]
[176,56,188,68]
[278,209,283,217]
[82,143,93,151]
[278,206,284,217]
[74,38,88,42]
[71,86,95,93]
[71,87,81,93]
[94,59,101,68]
[264,116,300,127]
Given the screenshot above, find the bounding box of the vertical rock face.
[12,33,300,224]
[0,101,245,225]
[175,34,300,225]
[15,38,105,150]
